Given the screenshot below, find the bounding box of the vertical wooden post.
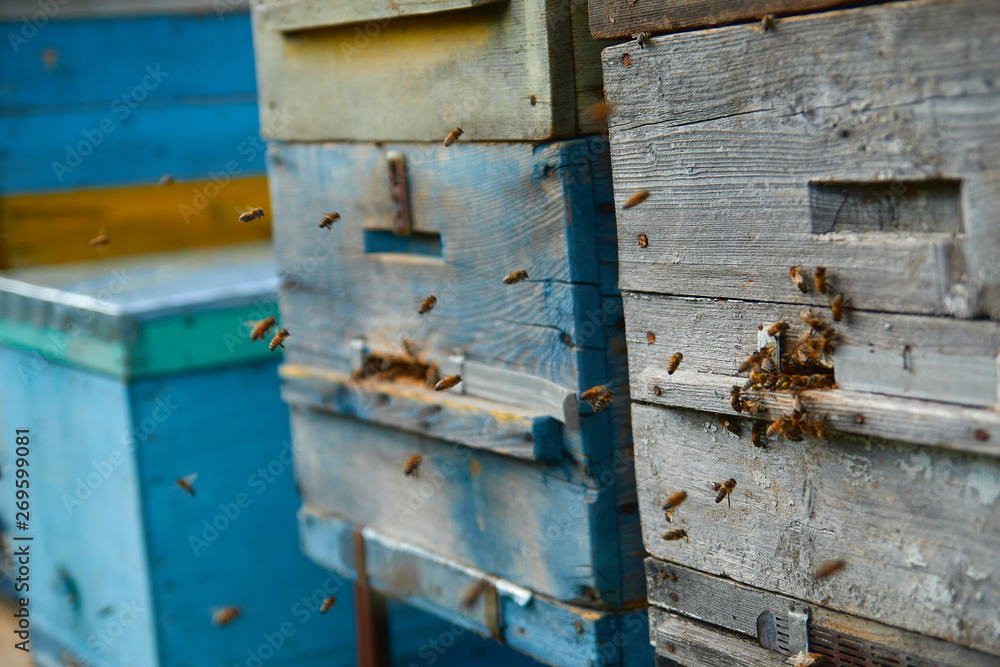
[353,528,390,667]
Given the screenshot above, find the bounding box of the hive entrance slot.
[363,230,442,257]
[809,180,963,235]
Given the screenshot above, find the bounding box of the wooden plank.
[251,0,578,141]
[257,0,504,31]
[631,402,1000,654]
[0,0,248,19]
[646,558,1000,667]
[571,0,614,135]
[279,363,563,460]
[622,292,1000,410]
[602,0,1000,318]
[653,611,786,666]
[0,176,271,268]
[588,0,867,39]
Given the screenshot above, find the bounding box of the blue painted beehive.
[0,243,542,667]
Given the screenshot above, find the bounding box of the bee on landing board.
[212,606,241,626]
[635,31,652,48]
[239,207,265,223]
[730,385,742,412]
[403,454,423,478]
[789,266,807,293]
[713,478,737,507]
[435,374,462,391]
[667,352,683,375]
[90,234,110,247]
[814,266,827,294]
[460,579,488,610]
[319,212,341,230]
[751,421,766,448]
[719,416,741,437]
[812,559,846,580]
[502,270,529,285]
[320,596,337,614]
[622,190,650,209]
[661,529,688,542]
[269,329,290,351]
[248,316,277,341]
[176,473,197,496]
[443,127,464,147]
[418,295,437,315]
[767,321,789,338]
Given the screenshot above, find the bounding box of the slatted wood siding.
[599,0,1000,663]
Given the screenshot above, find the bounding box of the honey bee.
[637,233,649,248]
[788,652,824,667]
[661,529,688,541]
[590,389,614,413]
[158,174,175,186]
[90,234,110,247]
[813,420,830,440]
[580,385,609,402]
[176,473,197,496]
[751,421,766,448]
[729,385,742,412]
[792,392,805,415]
[767,321,789,337]
[789,266,807,293]
[622,190,650,209]
[418,295,437,315]
[830,293,844,322]
[582,100,611,126]
[320,596,337,613]
[647,331,655,344]
[502,269,529,285]
[460,580,488,610]
[435,374,462,391]
[760,351,777,374]
[212,606,241,626]
[269,329,290,351]
[800,310,828,332]
[239,207,265,223]
[812,559,846,580]
[667,352,683,375]
[742,400,766,414]
[635,31,652,48]
[662,490,688,512]
[443,127,464,147]
[760,13,775,31]
[738,351,762,374]
[248,316,277,341]
[713,478,737,506]
[814,266,827,294]
[403,454,423,478]
[719,416,740,436]
[743,372,765,390]
[319,212,341,230]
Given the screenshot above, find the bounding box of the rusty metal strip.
[353,527,390,667]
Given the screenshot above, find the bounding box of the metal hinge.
[788,603,810,656]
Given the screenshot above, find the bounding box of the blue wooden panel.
[0,14,257,110]
[1,101,265,194]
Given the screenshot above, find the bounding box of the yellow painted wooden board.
[0,177,271,268]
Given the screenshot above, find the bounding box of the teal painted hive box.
[0,243,542,667]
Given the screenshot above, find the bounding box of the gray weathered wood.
[251,0,579,141]
[257,0,503,31]
[603,0,1000,318]
[571,0,616,135]
[645,558,1000,667]
[653,610,787,666]
[622,291,1000,410]
[588,0,866,39]
[632,402,1000,655]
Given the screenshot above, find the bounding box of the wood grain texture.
[652,610,786,666]
[646,558,1000,667]
[588,0,866,39]
[258,0,504,31]
[570,0,615,135]
[250,0,579,141]
[631,402,1000,654]
[602,0,1000,318]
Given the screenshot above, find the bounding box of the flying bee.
[742,400,766,414]
[719,416,740,437]
[269,329,290,351]
[800,310,828,332]
[90,234,110,247]
[662,490,688,512]
[460,580,488,610]
[176,473,197,496]
[319,212,340,229]
[661,529,688,541]
[418,295,437,315]
[738,351,762,374]
[435,374,462,391]
[590,389,614,413]
[713,478,737,506]
[818,330,836,355]
[830,293,845,322]
[580,385,608,402]
[767,321,789,337]
[248,316,277,341]
[667,352,683,375]
[789,266,807,293]
[766,418,786,438]
[729,386,742,412]
[212,606,241,626]
[814,266,827,294]
[239,207,265,223]
[403,454,423,478]
[622,189,650,209]
[813,559,846,580]
[320,596,337,614]
[751,421,766,448]
[443,127,463,147]
[502,269,529,285]
[635,31,651,48]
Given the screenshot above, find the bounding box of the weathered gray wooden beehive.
[596,0,1000,664]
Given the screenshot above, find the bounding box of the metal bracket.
[387,151,411,236]
[788,604,810,656]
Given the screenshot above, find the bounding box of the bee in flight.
[662,490,687,521]
[661,529,688,541]
[443,127,464,147]
[320,596,337,613]
[789,266,807,293]
[767,321,789,337]
[812,559,846,580]
[589,389,614,414]
[248,316,277,341]
[814,266,827,294]
[622,189,650,209]
[418,295,437,315]
[667,352,683,375]
[176,473,198,496]
[503,270,529,285]
[830,293,845,322]
[319,212,340,230]
[90,234,110,247]
[713,478,737,507]
[751,421,766,448]
[239,207,265,223]
[403,454,423,478]
[212,606,241,626]
[269,329,290,351]
[435,374,462,391]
